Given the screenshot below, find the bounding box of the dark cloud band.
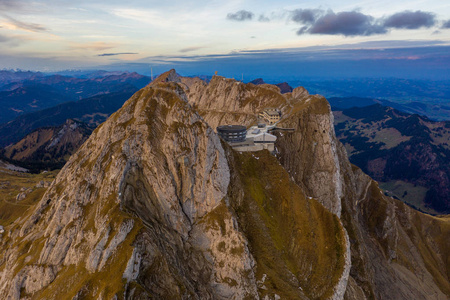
[308,11,386,36]
[291,8,439,36]
[179,46,205,53]
[98,53,138,57]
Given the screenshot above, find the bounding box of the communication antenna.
[242,73,243,82]
[151,67,154,81]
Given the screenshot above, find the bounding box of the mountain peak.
[250,78,265,85]
[149,69,181,85]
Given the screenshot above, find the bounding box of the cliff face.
[183,72,449,299]
[183,75,309,130]
[185,76,342,216]
[0,70,448,299]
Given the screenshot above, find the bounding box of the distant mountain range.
[0,70,150,124]
[0,90,137,148]
[0,119,92,172]
[0,70,43,87]
[250,78,293,94]
[333,104,450,214]
[328,96,450,122]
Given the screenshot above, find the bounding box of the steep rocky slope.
[0,70,448,299]
[183,72,449,299]
[0,165,57,229]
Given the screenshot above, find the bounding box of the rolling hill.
[0,90,137,148]
[333,104,450,214]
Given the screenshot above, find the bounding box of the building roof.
[216,125,247,133]
[253,132,277,142]
[264,110,281,116]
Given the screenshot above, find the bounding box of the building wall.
[233,143,275,152]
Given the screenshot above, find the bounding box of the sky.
[1,0,449,79]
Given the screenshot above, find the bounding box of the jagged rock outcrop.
[185,75,343,216]
[183,75,295,130]
[249,78,293,94]
[0,70,448,300]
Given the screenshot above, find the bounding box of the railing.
[269,127,295,132]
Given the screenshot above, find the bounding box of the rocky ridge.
[0,70,448,299]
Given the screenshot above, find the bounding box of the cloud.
[0,33,9,42]
[70,42,117,51]
[226,10,254,21]
[0,33,32,47]
[0,0,23,12]
[98,52,138,57]
[299,11,386,36]
[442,20,450,29]
[110,43,450,81]
[1,14,46,32]
[383,11,436,29]
[137,40,448,64]
[291,9,322,24]
[0,0,46,14]
[292,8,440,36]
[0,33,12,43]
[258,15,270,22]
[179,46,206,53]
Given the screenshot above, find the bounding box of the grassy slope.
[379,180,432,214]
[228,149,346,299]
[0,168,58,226]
